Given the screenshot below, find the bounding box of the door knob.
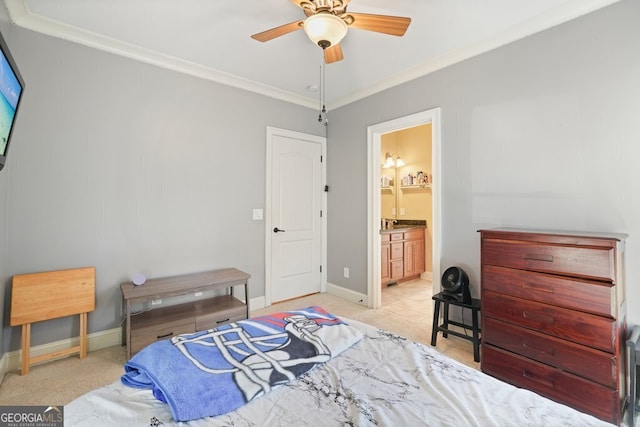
[273,227,285,233]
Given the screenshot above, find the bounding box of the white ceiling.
[5,0,620,109]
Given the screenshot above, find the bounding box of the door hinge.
[320,155,323,162]
[324,185,329,192]
[320,265,323,273]
[320,210,323,218]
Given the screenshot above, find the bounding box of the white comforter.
[65,319,613,427]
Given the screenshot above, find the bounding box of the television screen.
[0,29,24,171]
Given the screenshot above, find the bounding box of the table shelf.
[121,268,250,358]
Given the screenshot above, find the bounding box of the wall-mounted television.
[0,29,24,171]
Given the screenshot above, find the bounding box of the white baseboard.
[326,282,368,307]
[0,352,8,383]
[249,296,266,311]
[0,327,122,376]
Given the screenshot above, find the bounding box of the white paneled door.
[266,127,326,304]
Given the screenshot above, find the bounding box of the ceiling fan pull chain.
[321,63,328,126]
[318,64,323,123]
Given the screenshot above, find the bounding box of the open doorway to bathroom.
[379,124,434,309]
[367,108,441,310]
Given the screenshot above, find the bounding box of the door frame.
[265,126,327,307]
[367,108,441,308]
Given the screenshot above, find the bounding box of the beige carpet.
[0,344,127,406]
[0,279,479,406]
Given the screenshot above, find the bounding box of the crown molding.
[4,0,318,109]
[5,0,621,111]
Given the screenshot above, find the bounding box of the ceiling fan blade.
[324,44,344,64]
[347,13,411,36]
[251,20,304,42]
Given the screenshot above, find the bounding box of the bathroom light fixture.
[383,153,405,168]
[303,12,348,49]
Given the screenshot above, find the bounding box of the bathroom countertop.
[380,224,426,233]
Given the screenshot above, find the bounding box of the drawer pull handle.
[523,253,553,263]
[522,369,555,388]
[522,311,555,325]
[216,318,230,324]
[523,281,555,293]
[157,332,174,339]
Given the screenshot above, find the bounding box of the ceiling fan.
[251,0,411,64]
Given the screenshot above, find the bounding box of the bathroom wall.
[380,124,433,275]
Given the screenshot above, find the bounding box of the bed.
[65,307,614,426]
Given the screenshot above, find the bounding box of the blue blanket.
[121,306,363,422]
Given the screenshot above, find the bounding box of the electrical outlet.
[252,209,263,220]
[151,299,162,306]
[194,292,203,297]
[343,267,350,278]
[400,207,405,216]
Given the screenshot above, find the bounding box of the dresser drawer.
[482,239,615,281]
[390,242,403,259]
[483,291,616,352]
[482,265,614,317]
[482,345,618,424]
[195,306,247,331]
[381,233,391,243]
[390,260,404,279]
[390,232,404,241]
[403,228,424,241]
[483,317,616,388]
[131,317,195,354]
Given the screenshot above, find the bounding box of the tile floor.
[253,278,480,370]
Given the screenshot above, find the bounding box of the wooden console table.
[121,268,250,359]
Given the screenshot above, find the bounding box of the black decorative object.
[441,266,471,304]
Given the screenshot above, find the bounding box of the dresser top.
[478,227,627,242]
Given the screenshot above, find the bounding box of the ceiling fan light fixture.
[303,13,347,49]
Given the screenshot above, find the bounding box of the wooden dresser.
[479,228,627,424]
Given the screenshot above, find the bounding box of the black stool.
[430,292,481,362]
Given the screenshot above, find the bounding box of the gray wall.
[327,0,640,324]
[2,0,639,355]
[1,25,324,352]
[0,5,14,359]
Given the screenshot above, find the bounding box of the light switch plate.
[252,209,263,220]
